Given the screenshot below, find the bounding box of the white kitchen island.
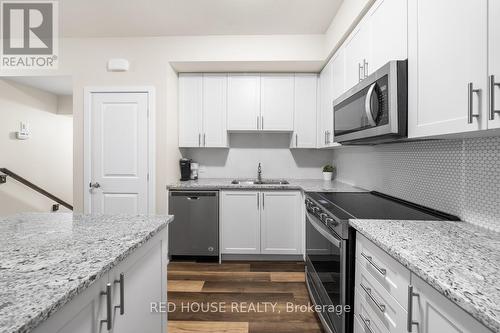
[0,213,173,333]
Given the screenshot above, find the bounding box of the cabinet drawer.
[356,233,410,308]
[355,261,408,333]
[354,287,389,333]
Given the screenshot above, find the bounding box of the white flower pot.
[323,172,333,181]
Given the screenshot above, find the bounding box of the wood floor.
[167,261,324,333]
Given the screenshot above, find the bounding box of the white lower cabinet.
[260,191,302,254]
[355,231,493,333]
[221,190,302,255]
[33,229,168,333]
[410,274,491,333]
[220,191,261,254]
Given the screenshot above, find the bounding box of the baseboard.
[221,254,304,261]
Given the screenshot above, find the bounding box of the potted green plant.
[322,164,335,181]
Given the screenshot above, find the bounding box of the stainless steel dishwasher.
[168,191,218,258]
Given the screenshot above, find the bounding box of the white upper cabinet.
[331,46,346,101]
[344,0,408,91]
[227,74,261,131]
[318,58,335,147]
[178,74,202,147]
[178,73,228,147]
[408,0,488,138]
[292,74,318,148]
[344,25,370,90]
[203,74,228,147]
[367,0,408,74]
[488,0,500,129]
[260,74,295,131]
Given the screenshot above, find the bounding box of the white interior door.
[90,92,149,214]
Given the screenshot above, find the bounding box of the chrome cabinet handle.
[262,193,265,210]
[360,252,387,276]
[467,82,481,124]
[360,283,386,313]
[198,133,201,146]
[490,75,500,120]
[262,116,264,130]
[203,133,206,146]
[364,59,369,78]
[407,285,420,332]
[359,313,375,333]
[114,273,125,315]
[90,182,101,189]
[257,194,259,210]
[257,116,259,129]
[101,283,112,330]
[295,134,298,147]
[359,63,364,82]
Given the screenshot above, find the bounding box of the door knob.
[89,182,101,189]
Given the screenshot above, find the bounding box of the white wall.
[2,34,325,214]
[0,80,73,214]
[182,134,333,179]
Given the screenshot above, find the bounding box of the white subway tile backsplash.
[333,136,500,231]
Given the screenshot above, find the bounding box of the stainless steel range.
[304,191,459,333]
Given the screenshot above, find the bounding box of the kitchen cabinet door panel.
[488,0,500,129]
[261,191,302,254]
[260,74,295,131]
[110,241,163,333]
[292,74,318,148]
[411,274,490,333]
[221,191,261,254]
[344,25,370,91]
[178,74,203,147]
[203,74,228,147]
[227,74,260,131]
[318,59,335,147]
[368,0,408,74]
[408,0,488,138]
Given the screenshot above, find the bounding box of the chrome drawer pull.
[490,75,500,120]
[361,252,387,276]
[101,283,112,330]
[359,313,375,333]
[467,82,481,124]
[114,273,125,315]
[407,285,420,332]
[360,283,386,313]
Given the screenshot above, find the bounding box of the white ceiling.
[61,0,343,37]
[4,76,73,96]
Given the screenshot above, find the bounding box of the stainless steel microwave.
[333,60,408,144]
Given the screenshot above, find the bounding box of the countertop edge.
[349,219,499,333]
[16,215,173,333]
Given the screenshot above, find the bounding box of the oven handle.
[306,212,342,248]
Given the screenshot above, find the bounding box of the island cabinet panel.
[33,229,168,333]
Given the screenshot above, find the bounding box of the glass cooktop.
[313,191,460,221]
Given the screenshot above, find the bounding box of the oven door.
[305,211,346,333]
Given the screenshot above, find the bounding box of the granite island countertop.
[0,213,174,333]
[350,219,500,333]
[167,178,366,193]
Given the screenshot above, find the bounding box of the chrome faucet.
[257,163,262,182]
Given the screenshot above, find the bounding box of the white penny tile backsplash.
[333,136,500,231]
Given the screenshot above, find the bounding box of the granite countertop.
[0,213,174,333]
[167,178,366,193]
[350,219,500,333]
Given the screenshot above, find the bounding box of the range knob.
[325,217,338,226]
[319,213,327,221]
[312,206,320,214]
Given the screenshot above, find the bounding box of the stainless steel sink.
[231,179,289,185]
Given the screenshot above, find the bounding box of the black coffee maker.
[179,158,191,181]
